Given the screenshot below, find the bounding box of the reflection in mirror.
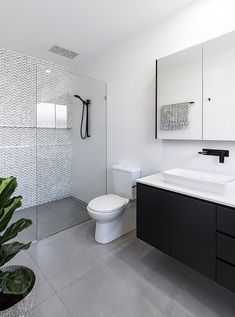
[156,44,203,140]
[203,31,235,140]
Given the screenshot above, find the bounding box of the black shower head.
[74,94,85,103]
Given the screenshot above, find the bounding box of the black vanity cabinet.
[137,184,170,254]
[137,183,235,293]
[171,193,216,279]
[216,206,235,293]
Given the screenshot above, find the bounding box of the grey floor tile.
[164,301,195,317]
[36,199,90,240]
[29,225,100,291]
[7,251,54,307]
[104,246,192,312]
[58,264,163,317]
[52,205,90,227]
[36,205,72,240]
[46,197,90,227]
[31,294,70,317]
[42,219,138,264]
[173,270,235,317]
[6,218,235,317]
[45,198,80,212]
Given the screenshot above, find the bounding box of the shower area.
[0,48,107,241]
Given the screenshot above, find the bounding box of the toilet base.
[95,217,122,244]
[95,201,136,244]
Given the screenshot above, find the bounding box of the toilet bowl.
[87,194,129,244]
[87,165,140,244]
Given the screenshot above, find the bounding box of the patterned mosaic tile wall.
[0,49,73,208]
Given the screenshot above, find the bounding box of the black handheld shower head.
[74,94,85,103]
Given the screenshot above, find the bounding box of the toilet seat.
[88,194,129,213]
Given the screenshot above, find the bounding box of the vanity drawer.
[217,206,235,237]
[217,260,235,293]
[217,233,235,266]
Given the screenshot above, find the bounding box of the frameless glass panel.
[72,74,107,203]
[35,67,107,240]
[36,63,73,240]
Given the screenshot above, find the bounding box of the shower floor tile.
[37,198,90,240]
[16,197,90,241]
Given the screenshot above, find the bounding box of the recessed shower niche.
[0,48,107,240]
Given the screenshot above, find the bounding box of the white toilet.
[87,165,140,244]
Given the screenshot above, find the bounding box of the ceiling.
[0,0,194,68]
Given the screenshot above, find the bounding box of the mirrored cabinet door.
[157,44,203,140]
[203,32,235,141]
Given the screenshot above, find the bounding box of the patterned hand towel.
[160,102,190,130]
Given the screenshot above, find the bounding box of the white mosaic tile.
[36,129,72,205]
[0,128,37,208]
[0,49,73,208]
[37,61,72,128]
[0,49,37,127]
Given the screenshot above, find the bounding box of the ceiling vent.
[49,45,79,59]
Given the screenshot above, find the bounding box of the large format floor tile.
[31,294,70,317]
[16,197,90,241]
[58,264,163,317]
[163,301,195,317]
[104,248,193,313]
[36,204,72,240]
[8,251,54,307]
[7,219,235,317]
[171,270,235,317]
[29,222,100,291]
[46,197,90,228]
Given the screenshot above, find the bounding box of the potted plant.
[0,177,35,317]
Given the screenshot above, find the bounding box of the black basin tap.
[198,149,229,163]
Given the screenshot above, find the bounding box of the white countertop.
[137,173,235,208]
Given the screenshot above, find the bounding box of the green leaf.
[0,196,22,233]
[0,177,32,269]
[0,218,32,245]
[0,177,18,210]
[0,242,31,267]
[0,267,33,295]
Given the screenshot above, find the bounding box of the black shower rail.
[74,95,91,139]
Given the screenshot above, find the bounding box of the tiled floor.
[8,220,235,317]
[13,197,90,241]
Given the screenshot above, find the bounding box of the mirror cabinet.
[156,31,235,140]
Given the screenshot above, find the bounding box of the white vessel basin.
[163,168,235,195]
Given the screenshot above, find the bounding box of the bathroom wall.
[78,0,235,192]
[0,49,73,208]
[72,75,107,203]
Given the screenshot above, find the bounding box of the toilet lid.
[88,194,128,213]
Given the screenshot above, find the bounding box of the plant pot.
[0,266,36,317]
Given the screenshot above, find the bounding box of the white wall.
[72,75,107,203]
[78,0,235,192]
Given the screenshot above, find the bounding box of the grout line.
[27,250,71,315]
[54,290,73,316]
[30,293,55,310]
[37,217,91,241]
